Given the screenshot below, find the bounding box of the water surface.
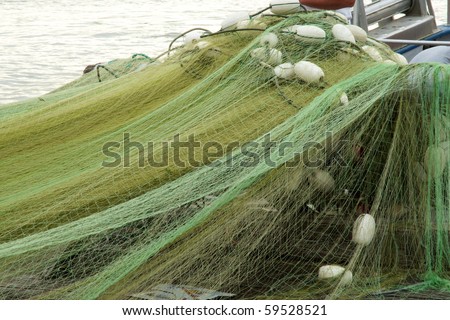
[0,0,447,104]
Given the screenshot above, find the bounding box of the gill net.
[0,11,448,299]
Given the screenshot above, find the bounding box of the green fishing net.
[0,11,448,300]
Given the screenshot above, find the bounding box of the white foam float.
[251,48,283,66]
[307,169,335,192]
[221,11,250,29]
[424,145,448,178]
[362,45,383,62]
[352,214,376,246]
[345,25,367,42]
[391,52,408,65]
[319,265,345,279]
[274,62,295,80]
[340,92,349,106]
[270,0,301,15]
[284,169,309,191]
[296,25,326,43]
[332,24,356,44]
[294,61,325,83]
[260,32,278,48]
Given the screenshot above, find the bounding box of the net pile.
[0,11,448,300]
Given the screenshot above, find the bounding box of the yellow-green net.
[0,12,448,299]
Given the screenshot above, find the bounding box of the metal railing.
[364,0,412,24]
[353,0,437,29]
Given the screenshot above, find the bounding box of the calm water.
[0,0,447,104]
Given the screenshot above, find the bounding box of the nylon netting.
[0,11,448,299]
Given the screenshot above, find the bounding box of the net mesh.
[0,11,448,300]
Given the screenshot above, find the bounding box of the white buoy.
[251,48,283,66]
[391,53,408,65]
[282,25,299,33]
[274,63,295,80]
[345,25,367,42]
[294,61,325,83]
[260,32,278,48]
[340,92,349,106]
[318,265,345,279]
[135,63,149,72]
[270,0,301,15]
[352,214,376,246]
[424,145,448,178]
[296,25,326,43]
[332,24,356,44]
[221,11,250,29]
[362,45,383,61]
[184,31,203,46]
[307,169,335,192]
[341,270,353,286]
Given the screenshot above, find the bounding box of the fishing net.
[0,11,448,300]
